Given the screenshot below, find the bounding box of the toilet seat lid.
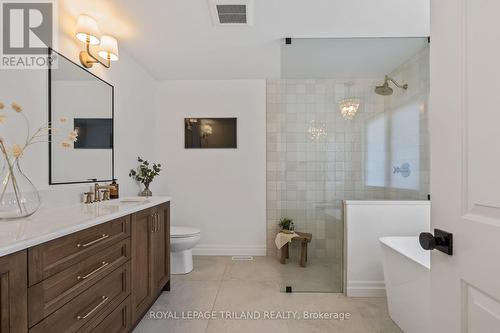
[171,226,201,238]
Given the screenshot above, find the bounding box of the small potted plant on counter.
[129,157,162,197]
[279,217,295,233]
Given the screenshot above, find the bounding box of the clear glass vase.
[0,158,40,220]
[139,184,152,197]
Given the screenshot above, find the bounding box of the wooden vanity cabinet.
[152,203,170,293]
[29,239,130,326]
[130,202,170,324]
[79,297,131,333]
[0,201,170,333]
[0,250,28,333]
[28,216,131,286]
[30,263,131,333]
[130,207,156,324]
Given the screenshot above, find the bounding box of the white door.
[430,0,500,332]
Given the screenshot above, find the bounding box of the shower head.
[374,82,393,96]
[375,75,408,96]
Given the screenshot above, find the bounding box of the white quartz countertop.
[0,196,171,257]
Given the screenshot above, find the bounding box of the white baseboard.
[346,280,386,297]
[192,244,266,256]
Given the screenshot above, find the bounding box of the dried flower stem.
[19,111,30,146]
[0,102,78,217]
[0,169,11,202]
[0,141,24,214]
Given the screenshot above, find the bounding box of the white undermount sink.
[117,197,150,203]
[98,197,150,206]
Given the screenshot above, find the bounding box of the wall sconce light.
[75,15,119,68]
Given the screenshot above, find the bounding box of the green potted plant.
[279,217,294,232]
[129,157,162,197]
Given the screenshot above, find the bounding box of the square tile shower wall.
[266,79,387,260]
[266,48,430,261]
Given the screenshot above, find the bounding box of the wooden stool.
[279,231,312,267]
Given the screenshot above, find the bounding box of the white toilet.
[170,226,201,274]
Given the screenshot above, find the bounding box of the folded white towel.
[275,231,298,249]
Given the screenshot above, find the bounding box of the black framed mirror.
[48,48,114,185]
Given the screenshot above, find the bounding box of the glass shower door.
[266,37,430,293]
[266,79,344,293]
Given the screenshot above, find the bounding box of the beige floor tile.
[352,297,390,316]
[206,319,289,333]
[286,318,373,333]
[135,256,402,333]
[174,256,230,281]
[223,255,342,292]
[283,280,341,293]
[361,319,403,333]
[352,298,403,333]
[152,280,220,311]
[133,317,209,333]
[213,280,287,312]
[282,292,369,332]
[282,293,360,312]
[223,256,286,281]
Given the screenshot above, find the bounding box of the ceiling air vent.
[217,5,246,24]
[209,0,254,26]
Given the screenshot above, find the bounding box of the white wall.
[344,200,430,297]
[154,80,267,255]
[0,6,157,207]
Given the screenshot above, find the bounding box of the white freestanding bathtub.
[380,237,430,333]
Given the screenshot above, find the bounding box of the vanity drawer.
[78,297,131,333]
[30,262,131,333]
[28,239,131,326]
[28,216,130,285]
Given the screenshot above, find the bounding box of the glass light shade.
[201,124,213,135]
[75,15,100,45]
[98,35,119,61]
[307,120,327,141]
[338,98,360,120]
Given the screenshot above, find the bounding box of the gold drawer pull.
[77,234,109,248]
[151,213,158,233]
[76,296,109,320]
[77,261,109,280]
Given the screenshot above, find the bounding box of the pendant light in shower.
[338,82,360,120]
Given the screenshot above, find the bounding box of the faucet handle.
[102,190,110,201]
[84,192,94,204]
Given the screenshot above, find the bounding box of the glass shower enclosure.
[266,37,430,293]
